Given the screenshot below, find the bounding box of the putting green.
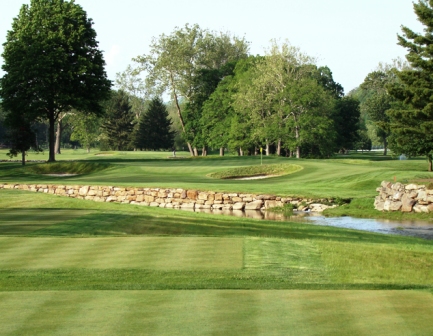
[0,237,243,270]
[0,290,432,335]
[0,209,93,235]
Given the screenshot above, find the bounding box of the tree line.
[2,0,433,170]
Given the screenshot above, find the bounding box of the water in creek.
[181,208,433,239]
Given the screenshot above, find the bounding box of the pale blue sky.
[0,0,423,93]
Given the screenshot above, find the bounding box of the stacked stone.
[0,183,336,212]
[375,181,433,213]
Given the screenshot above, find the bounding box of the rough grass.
[24,161,111,175]
[208,163,302,179]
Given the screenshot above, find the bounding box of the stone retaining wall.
[0,183,336,212]
[375,181,433,213]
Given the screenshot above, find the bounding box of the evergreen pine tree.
[101,90,134,151]
[134,97,175,150]
[388,0,433,171]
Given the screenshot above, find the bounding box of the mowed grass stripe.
[0,209,93,235]
[0,237,243,270]
[1,291,433,335]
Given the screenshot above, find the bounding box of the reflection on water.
[307,215,433,239]
[183,208,433,239]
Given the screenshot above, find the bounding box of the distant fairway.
[0,237,243,270]
[1,149,430,198]
[1,290,433,335]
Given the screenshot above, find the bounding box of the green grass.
[1,149,431,198]
[208,163,302,179]
[2,151,433,333]
[0,290,431,335]
[0,237,243,270]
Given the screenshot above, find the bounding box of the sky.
[0,0,424,94]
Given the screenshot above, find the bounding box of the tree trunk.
[48,113,56,162]
[171,75,194,157]
[239,147,243,156]
[55,119,62,155]
[21,151,26,166]
[202,147,207,156]
[266,140,270,156]
[87,146,90,154]
[383,136,388,156]
[219,147,224,156]
[294,126,301,159]
[276,139,281,156]
[193,147,198,156]
[429,155,432,172]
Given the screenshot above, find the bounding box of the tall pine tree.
[134,97,175,151]
[388,0,433,171]
[101,90,134,151]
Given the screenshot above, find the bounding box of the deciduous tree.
[133,24,249,156]
[0,0,111,162]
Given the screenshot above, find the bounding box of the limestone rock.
[245,200,264,210]
[389,201,402,211]
[79,186,90,196]
[232,202,246,210]
[187,190,198,200]
[256,195,276,200]
[374,196,385,211]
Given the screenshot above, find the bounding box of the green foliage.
[0,0,111,162]
[333,97,361,152]
[134,97,175,150]
[69,112,102,153]
[133,24,249,156]
[267,203,295,216]
[387,1,433,171]
[101,90,135,151]
[208,164,302,179]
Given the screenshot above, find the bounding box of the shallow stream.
[181,208,433,239]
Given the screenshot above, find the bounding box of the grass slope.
[1,149,431,198]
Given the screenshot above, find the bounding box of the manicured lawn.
[0,237,243,270]
[1,149,431,198]
[1,151,433,333]
[1,290,433,335]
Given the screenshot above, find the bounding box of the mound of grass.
[25,161,110,175]
[208,164,303,179]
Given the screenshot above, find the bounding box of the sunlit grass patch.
[317,240,433,285]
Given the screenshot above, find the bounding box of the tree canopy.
[0,0,111,161]
[387,0,433,171]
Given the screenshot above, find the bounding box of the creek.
[180,208,433,239]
